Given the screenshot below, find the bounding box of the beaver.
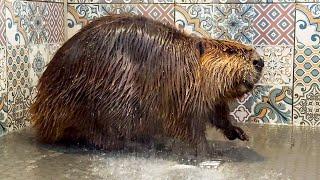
[30,14,264,154]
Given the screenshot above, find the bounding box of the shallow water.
[0,124,319,180]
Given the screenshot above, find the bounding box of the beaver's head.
[198,39,264,99]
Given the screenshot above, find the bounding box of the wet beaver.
[30,14,264,154]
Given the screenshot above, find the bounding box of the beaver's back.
[30,14,201,145]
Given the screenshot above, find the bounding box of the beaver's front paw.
[224,126,249,141]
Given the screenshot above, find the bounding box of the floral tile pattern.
[29,43,61,88]
[67,4,174,39]
[175,4,254,44]
[213,4,254,44]
[253,4,295,45]
[175,4,214,37]
[5,2,27,46]
[293,84,320,126]
[256,46,293,85]
[6,0,64,45]
[29,44,48,87]
[293,3,320,127]
[295,3,320,47]
[229,85,293,124]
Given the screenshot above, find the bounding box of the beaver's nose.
[253,58,264,71]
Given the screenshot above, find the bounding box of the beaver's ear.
[196,41,205,57]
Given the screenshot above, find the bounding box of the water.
[0,124,319,180]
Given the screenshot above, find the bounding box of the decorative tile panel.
[135,4,174,24]
[29,43,61,88]
[230,85,293,124]
[253,4,295,45]
[6,45,31,92]
[212,4,254,44]
[0,0,6,46]
[67,4,174,39]
[6,45,32,132]
[256,46,293,86]
[175,4,214,38]
[6,0,64,45]
[68,0,174,3]
[47,43,62,61]
[7,87,32,132]
[294,44,320,86]
[293,84,320,126]
[29,44,48,87]
[5,2,27,46]
[296,3,320,47]
[175,4,254,44]
[0,47,6,92]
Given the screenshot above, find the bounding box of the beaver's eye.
[222,47,238,55]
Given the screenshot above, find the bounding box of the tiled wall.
[0,0,319,135]
[0,0,64,135]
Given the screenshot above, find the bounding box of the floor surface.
[0,124,319,180]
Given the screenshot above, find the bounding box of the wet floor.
[0,124,319,180]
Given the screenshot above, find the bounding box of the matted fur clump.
[30,14,264,154]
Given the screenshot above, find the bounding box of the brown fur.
[30,14,263,154]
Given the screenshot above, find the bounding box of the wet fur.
[30,14,262,153]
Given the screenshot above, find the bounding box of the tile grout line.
[292,3,296,126]
[64,0,68,42]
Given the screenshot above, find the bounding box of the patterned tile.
[68,0,174,3]
[5,1,27,46]
[176,0,295,3]
[0,47,7,135]
[0,0,5,46]
[175,4,254,44]
[253,4,295,45]
[212,4,254,44]
[44,3,65,43]
[293,84,320,126]
[38,0,64,2]
[7,87,32,132]
[6,44,32,132]
[67,4,174,39]
[296,3,320,47]
[256,46,293,86]
[6,1,64,45]
[229,85,293,124]
[29,44,48,87]
[6,45,31,92]
[135,4,174,24]
[294,44,320,86]
[47,43,62,62]
[0,47,6,92]
[29,43,61,87]
[175,4,214,38]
